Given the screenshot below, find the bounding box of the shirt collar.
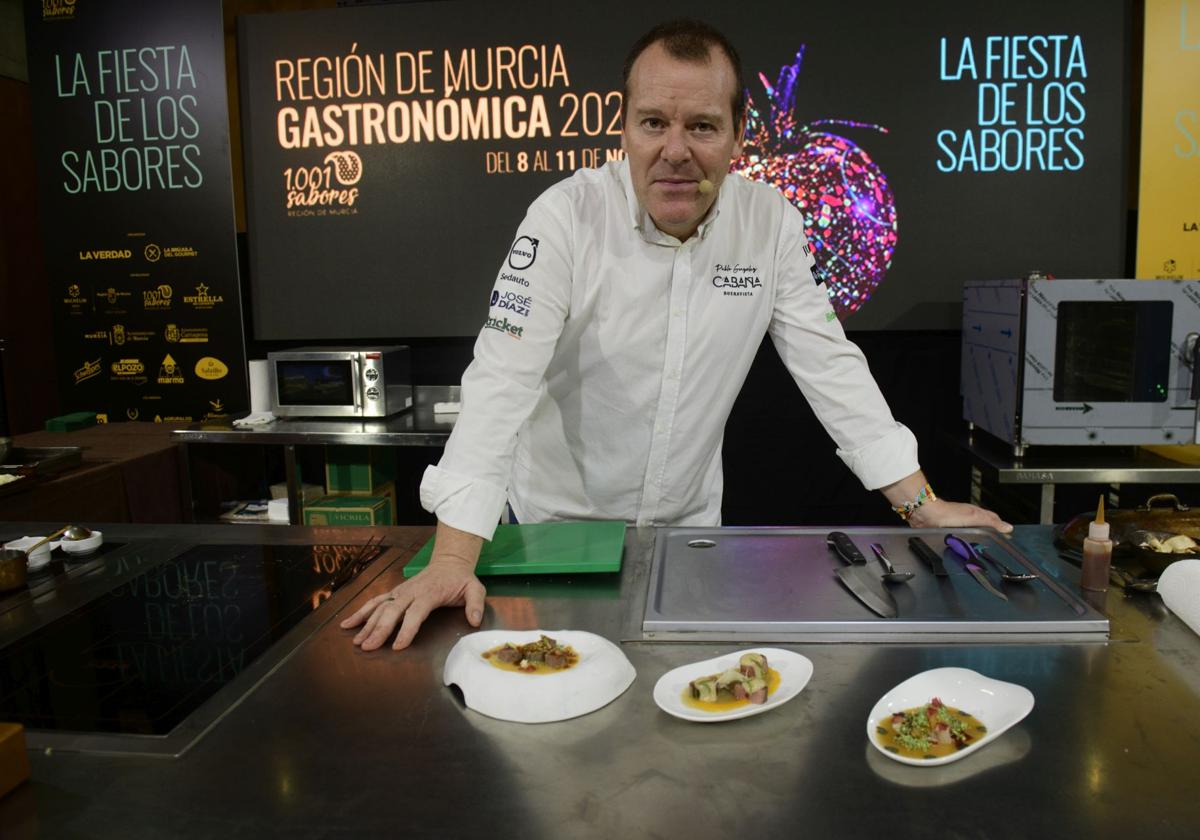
[617,159,724,245]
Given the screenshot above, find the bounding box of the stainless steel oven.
[962,279,1200,454]
[268,346,412,418]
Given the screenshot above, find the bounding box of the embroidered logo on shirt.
[484,315,525,339]
[712,262,761,297]
[508,236,539,270]
[490,289,533,317]
[500,271,529,287]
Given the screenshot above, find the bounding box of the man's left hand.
[906,498,1013,534]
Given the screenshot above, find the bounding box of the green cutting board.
[402,521,626,577]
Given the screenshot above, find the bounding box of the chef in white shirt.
[342,19,1011,652]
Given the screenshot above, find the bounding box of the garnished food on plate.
[683,652,780,711]
[1139,534,1199,554]
[481,634,579,673]
[875,697,987,759]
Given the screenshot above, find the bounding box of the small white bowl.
[866,667,1034,767]
[60,530,103,556]
[2,536,53,571]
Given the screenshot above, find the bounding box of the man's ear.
[731,118,746,160]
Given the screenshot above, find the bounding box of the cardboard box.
[303,494,393,526]
[270,481,325,503]
[324,445,395,493]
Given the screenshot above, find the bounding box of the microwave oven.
[961,278,1200,455]
[267,346,412,418]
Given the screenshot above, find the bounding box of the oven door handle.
[351,355,364,413]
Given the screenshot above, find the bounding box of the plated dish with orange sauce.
[652,648,813,723]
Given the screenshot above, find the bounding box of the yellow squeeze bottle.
[1080,495,1112,592]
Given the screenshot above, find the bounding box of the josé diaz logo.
[508,236,538,270]
[490,289,532,317]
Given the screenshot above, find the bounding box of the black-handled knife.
[827,531,868,565]
[907,536,948,576]
[826,532,897,618]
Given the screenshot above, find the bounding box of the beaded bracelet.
[893,483,937,521]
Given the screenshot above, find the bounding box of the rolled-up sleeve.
[419,187,575,539]
[766,202,920,491]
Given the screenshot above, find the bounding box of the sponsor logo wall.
[24,0,246,423]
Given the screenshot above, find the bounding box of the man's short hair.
[621,19,746,130]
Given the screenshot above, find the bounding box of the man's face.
[621,42,744,241]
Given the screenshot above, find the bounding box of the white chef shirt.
[420,159,918,540]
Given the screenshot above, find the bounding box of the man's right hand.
[339,522,486,651]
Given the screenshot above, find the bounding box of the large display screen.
[238,0,1130,338]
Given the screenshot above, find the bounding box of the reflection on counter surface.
[0,542,378,740]
[0,523,1196,839]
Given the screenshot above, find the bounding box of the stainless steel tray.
[642,527,1108,642]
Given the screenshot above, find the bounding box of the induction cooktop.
[0,542,381,756]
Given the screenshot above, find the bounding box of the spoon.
[869,543,914,583]
[970,542,1038,583]
[61,524,93,541]
[25,525,72,553]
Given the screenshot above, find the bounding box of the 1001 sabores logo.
[284,150,362,213]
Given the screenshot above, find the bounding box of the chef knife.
[907,536,948,576]
[944,533,1009,601]
[827,531,869,565]
[834,566,899,618]
[827,532,898,618]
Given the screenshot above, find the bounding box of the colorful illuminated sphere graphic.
[732,46,898,319]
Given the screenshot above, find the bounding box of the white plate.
[443,629,636,724]
[652,648,814,723]
[866,667,1034,767]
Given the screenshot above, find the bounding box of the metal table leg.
[284,444,301,525]
[1040,483,1055,525]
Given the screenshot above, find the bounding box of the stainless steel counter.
[1,522,1198,839]
[173,385,460,447]
[961,430,1200,524]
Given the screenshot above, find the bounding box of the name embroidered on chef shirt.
[490,289,533,317]
[712,262,761,297]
